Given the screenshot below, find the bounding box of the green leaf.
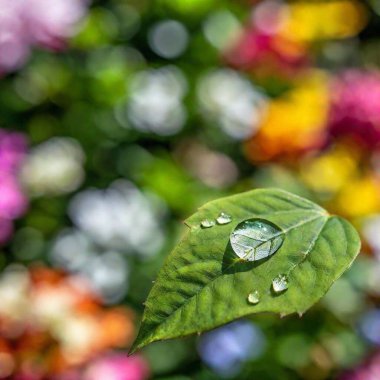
[130,188,361,354]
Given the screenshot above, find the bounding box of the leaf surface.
[130,188,361,353]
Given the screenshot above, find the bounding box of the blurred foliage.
[1,0,380,379]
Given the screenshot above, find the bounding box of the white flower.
[198,68,267,140]
[127,66,187,135]
[50,229,130,304]
[0,0,88,72]
[21,137,85,196]
[69,180,166,257]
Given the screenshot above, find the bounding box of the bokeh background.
[1,0,380,379]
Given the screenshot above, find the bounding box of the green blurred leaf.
[130,188,361,353]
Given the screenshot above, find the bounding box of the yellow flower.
[280,0,368,41]
[334,176,380,217]
[300,145,359,194]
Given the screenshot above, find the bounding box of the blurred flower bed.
[1,0,380,379]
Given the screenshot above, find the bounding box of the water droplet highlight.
[229,219,284,261]
[247,290,260,305]
[216,212,232,225]
[272,274,288,293]
[201,219,215,228]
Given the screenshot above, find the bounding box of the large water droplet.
[272,274,288,293]
[247,290,260,305]
[201,219,215,228]
[216,212,232,225]
[230,219,284,261]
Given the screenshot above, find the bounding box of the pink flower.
[339,351,380,380]
[0,1,29,72]
[53,369,82,380]
[84,354,150,380]
[14,374,43,380]
[23,0,88,49]
[224,28,308,75]
[328,70,380,150]
[0,0,88,73]
[0,130,28,244]
[0,175,28,220]
[224,1,309,76]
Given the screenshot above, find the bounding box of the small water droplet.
[230,218,284,261]
[200,219,215,228]
[272,274,288,293]
[247,290,260,305]
[216,212,232,225]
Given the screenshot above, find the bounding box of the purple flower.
[0,218,13,245]
[359,309,380,346]
[197,320,266,377]
[0,0,88,73]
[0,130,28,172]
[328,70,380,150]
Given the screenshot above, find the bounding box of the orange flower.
[0,266,136,378]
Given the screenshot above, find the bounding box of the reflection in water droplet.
[201,219,215,228]
[230,219,284,261]
[248,290,260,305]
[216,212,232,225]
[272,274,288,293]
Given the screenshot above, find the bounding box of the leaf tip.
[128,322,156,356]
[127,344,138,356]
[128,337,146,356]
